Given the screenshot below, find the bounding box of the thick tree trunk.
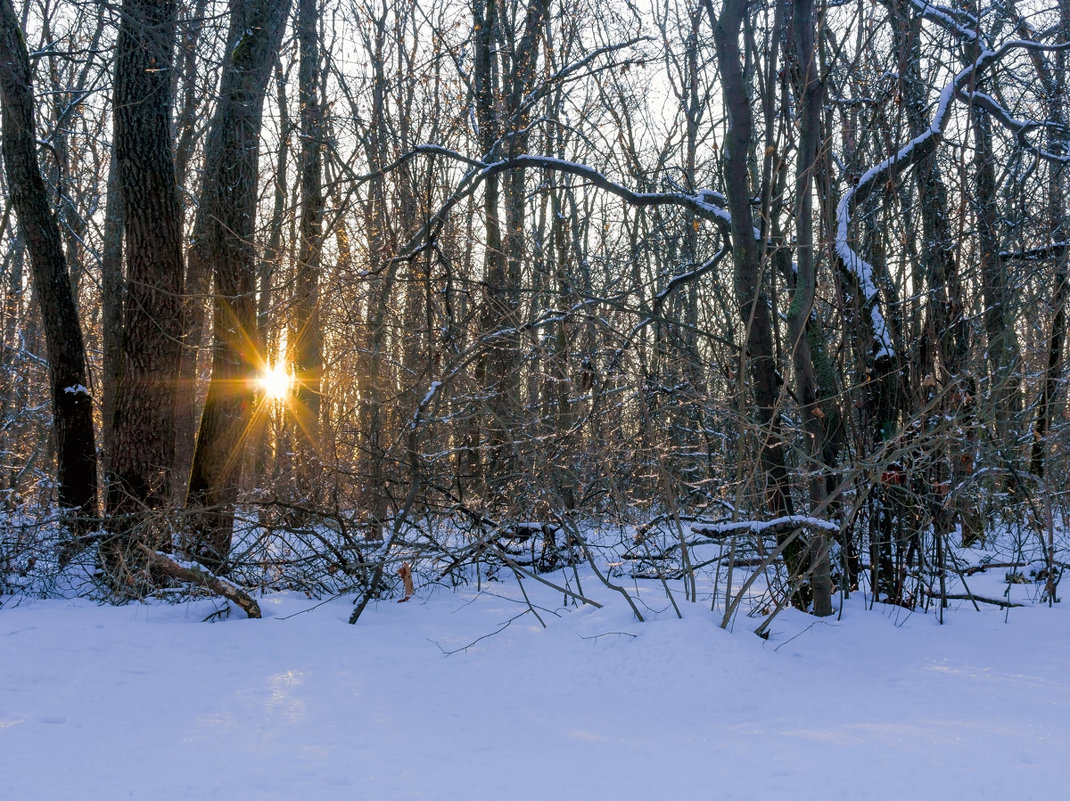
[709,0,793,520]
[0,0,98,526]
[105,0,185,584]
[186,0,293,571]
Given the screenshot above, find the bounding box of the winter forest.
[4,0,1070,794]
[3,0,1069,615]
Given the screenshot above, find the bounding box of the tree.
[185,0,294,571]
[291,0,326,499]
[103,0,186,584]
[0,0,97,529]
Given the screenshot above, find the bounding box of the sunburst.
[257,362,293,402]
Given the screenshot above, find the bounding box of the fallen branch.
[962,561,1028,576]
[138,545,261,618]
[924,590,1023,609]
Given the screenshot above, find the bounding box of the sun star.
[258,362,293,402]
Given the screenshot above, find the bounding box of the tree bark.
[785,0,833,615]
[708,0,793,519]
[104,0,186,586]
[186,0,293,571]
[0,0,98,526]
[291,0,325,500]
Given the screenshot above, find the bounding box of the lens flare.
[257,362,293,401]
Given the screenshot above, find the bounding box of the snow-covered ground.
[2,554,1067,801]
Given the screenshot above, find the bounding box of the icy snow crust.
[3,536,1068,801]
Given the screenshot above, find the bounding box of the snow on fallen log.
[137,544,261,618]
[690,515,841,539]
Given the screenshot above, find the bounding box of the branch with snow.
[691,515,841,539]
[834,37,1070,359]
[411,144,746,234]
[137,545,261,619]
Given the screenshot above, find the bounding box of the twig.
[429,610,529,655]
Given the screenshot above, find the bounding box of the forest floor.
[2,527,1068,800]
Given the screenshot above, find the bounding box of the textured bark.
[291,0,325,498]
[99,143,124,474]
[104,0,185,587]
[709,0,792,519]
[186,0,293,571]
[0,0,97,524]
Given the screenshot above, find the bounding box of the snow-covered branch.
[412,144,742,232]
[691,515,842,538]
[834,36,1068,358]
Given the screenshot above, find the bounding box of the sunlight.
[257,362,293,402]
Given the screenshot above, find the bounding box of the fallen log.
[924,589,1023,609]
[137,544,262,618]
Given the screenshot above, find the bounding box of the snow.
[908,0,981,42]
[699,513,841,535]
[3,554,1069,800]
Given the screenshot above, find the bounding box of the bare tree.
[104,0,186,582]
[0,0,97,529]
[186,0,293,571]
[291,0,326,500]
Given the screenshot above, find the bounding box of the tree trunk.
[105,0,186,584]
[709,0,793,520]
[785,0,833,616]
[291,0,325,502]
[186,0,293,571]
[0,0,98,527]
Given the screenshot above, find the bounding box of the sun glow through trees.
[257,362,293,402]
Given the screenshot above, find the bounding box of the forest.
[1,0,1069,625]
